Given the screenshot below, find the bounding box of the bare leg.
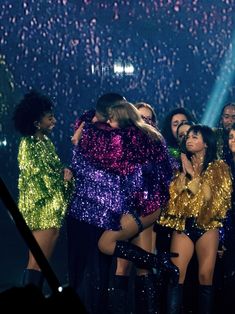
[27,228,59,270]
[170,231,194,284]
[166,231,194,314]
[98,210,160,255]
[115,216,133,276]
[132,226,155,276]
[196,229,219,285]
[115,225,156,276]
[195,229,219,314]
[98,209,180,286]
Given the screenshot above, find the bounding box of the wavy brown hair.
[135,102,157,125]
[108,101,163,141]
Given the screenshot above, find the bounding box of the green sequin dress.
[17,135,70,231]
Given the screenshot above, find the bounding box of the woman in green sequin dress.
[13,91,73,289]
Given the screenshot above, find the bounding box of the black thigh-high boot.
[21,269,44,290]
[135,273,160,314]
[108,275,129,314]
[197,285,214,314]
[166,283,183,314]
[113,241,179,284]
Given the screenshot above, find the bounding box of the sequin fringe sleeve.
[133,139,173,216]
[74,109,96,130]
[70,124,173,221]
[17,136,70,231]
[160,160,232,231]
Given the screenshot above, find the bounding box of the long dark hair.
[176,121,195,154]
[186,124,217,172]
[225,123,235,165]
[161,108,196,148]
[219,102,235,127]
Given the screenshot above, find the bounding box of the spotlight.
[0,137,7,147]
[113,62,124,74]
[124,63,134,74]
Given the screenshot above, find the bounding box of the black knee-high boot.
[135,274,160,314]
[198,285,214,314]
[113,241,179,283]
[108,275,129,314]
[21,269,44,289]
[166,283,183,314]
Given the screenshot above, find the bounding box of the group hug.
[12,90,235,313]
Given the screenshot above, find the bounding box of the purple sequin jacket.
[68,121,173,230]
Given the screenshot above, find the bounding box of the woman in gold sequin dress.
[159,124,232,314]
[13,91,73,289]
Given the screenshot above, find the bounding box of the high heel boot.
[166,283,183,314]
[108,275,129,314]
[198,285,214,314]
[135,273,160,314]
[113,241,179,284]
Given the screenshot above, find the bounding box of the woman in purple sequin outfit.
[68,100,178,313]
[67,93,126,314]
[93,103,176,257]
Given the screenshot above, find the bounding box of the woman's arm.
[71,122,85,145]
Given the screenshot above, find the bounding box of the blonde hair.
[108,101,162,141]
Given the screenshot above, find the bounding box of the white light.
[124,63,134,74]
[0,138,7,146]
[113,62,124,74]
[58,286,63,293]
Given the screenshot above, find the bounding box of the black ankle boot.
[113,241,179,283]
[135,274,160,314]
[21,269,44,289]
[108,275,129,314]
[166,283,183,314]
[198,285,214,314]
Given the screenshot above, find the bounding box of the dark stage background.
[0,0,234,294]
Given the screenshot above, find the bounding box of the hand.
[64,168,73,181]
[181,154,194,177]
[92,115,98,123]
[191,155,203,178]
[181,153,187,175]
[71,135,79,145]
[71,121,85,145]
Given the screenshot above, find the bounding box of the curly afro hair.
[13,90,54,136]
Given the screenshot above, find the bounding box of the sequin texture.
[17,135,71,230]
[160,160,232,231]
[68,122,173,230]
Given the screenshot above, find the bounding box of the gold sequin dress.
[160,160,232,231]
[17,135,70,231]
